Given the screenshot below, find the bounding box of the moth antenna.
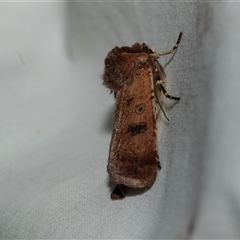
[150,32,182,59]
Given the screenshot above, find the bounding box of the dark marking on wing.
[126,97,133,106]
[135,104,144,114]
[128,123,147,136]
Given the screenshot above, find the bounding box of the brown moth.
[102,32,182,200]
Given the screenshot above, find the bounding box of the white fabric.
[1,2,239,239]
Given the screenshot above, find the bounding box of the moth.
[102,32,182,200]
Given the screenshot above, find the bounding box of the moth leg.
[150,32,183,59]
[110,184,126,200]
[156,80,180,101]
[154,78,170,121]
[155,99,169,121]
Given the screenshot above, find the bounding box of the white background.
[1,2,240,239]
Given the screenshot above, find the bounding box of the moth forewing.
[107,61,158,189]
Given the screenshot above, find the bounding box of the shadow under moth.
[102,32,182,200]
